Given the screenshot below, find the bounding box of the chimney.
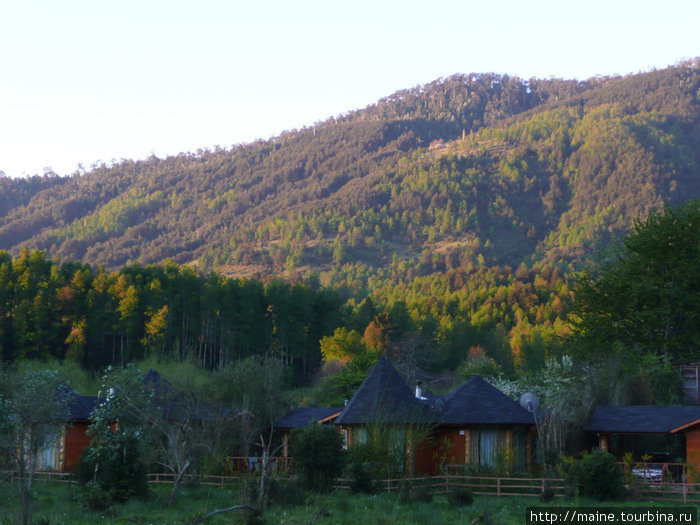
[415,381,422,399]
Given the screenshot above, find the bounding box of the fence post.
[497,477,501,497]
[445,473,449,494]
[683,481,687,504]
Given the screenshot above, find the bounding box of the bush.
[540,480,555,502]
[346,460,376,494]
[345,430,407,479]
[398,480,433,504]
[565,450,625,501]
[290,422,346,492]
[73,431,149,509]
[267,478,307,506]
[447,486,474,506]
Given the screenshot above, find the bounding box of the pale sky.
[0,0,697,178]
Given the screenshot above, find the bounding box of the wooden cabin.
[586,405,700,476]
[273,406,342,457]
[333,356,536,475]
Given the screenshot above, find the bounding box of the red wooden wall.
[686,426,700,476]
[414,429,465,475]
[63,422,91,472]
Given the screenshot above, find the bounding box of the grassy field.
[1,481,697,525]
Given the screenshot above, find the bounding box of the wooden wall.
[414,428,465,475]
[686,425,700,475]
[63,422,91,472]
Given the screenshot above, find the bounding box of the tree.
[74,366,150,509]
[569,200,700,400]
[290,422,345,492]
[207,356,292,457]
[319,327,366,362]
[76,365,221,507]
[0,369,73,525]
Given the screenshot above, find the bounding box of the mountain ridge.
[0,61,698,286]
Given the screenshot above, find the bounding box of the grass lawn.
[1,481,697,525]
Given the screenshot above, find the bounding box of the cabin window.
[469,426,509,470]
[478,429,496,468]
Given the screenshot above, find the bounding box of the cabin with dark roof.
[273,406,343,456]
[42,369,242,472]
[62,393,98,471]
[334,356,536,475]
[34,390,97,472]
[586,405,700,475]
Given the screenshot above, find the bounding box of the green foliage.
[0,65,699,401]
[539,480,555,503]
[0,252,345,384]
[73,432,149,508]
[572,200,700,357]
[346,460,377,494]
[290,422,346,492]
[74,366,150,508]
[345,423,415,480]
[0,368,74,525]
[208,355,291,412]
[456,348,501,380]
[570,200,700,401]
[398,479,433,504]
[563,450,625,501]
[320,327,366,361]
[447,486,475,506]
[310,350,379,406]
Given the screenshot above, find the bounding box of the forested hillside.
[1,62,697,279]
[0,61,698,379]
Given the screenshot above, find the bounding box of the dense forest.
[0,248,568,384]
[0,60,698,380]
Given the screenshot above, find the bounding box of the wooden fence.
[333,475,567,498]
[224,456,294,475]
[4,471,700,504]
[630,481,700,504]
[1,470,73,484]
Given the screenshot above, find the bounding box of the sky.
[0,0,697,179]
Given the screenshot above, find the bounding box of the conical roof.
[335,356,430,424]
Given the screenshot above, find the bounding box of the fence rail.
[333,475,567,498]
[619,462,687,483]
[4,470,700,504]
[1,470,73,484]
[630,481,700,504]
[224,456,294,475]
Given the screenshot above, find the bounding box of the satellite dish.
[519,392,539,413]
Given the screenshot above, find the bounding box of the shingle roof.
[69,394,98,421]
[335,356,432,425]
[440,375,534,425]
[274,407,342,429]
[142,369,227,421]
[585,405,700,434]
[334,356,534,426]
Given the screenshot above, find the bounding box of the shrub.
[290,422,346,492]
[447,486,474,506]
[267,478,306,506]
[73,431,149,509]
[565,450,625,501]
[346,460,377,494]
[398,479,433,504]
[540,480,555,502]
